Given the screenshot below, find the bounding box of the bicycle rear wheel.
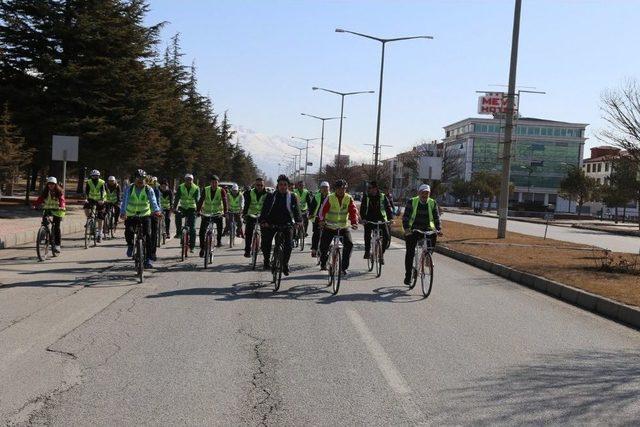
[230,220,235,248]
[299,226,305,251]
[181,228,188,261]
[251,233,259,270]
[421,252,434,298]
[375,240,383,278]
[331,250,342,295]
[84,219,92,249]
[367,242,374,272]
[204,232,212,268]
[136,237,144,283]
[92,221,97,247]
[36,226,49,261]
[272,248,282,292]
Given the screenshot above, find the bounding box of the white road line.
[345,307,426,423]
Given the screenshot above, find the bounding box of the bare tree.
[600,79,640,164]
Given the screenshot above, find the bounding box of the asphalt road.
[1,224,640,426]
[443,212,640,253]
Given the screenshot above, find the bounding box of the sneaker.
[311,250,317,258]
[126,245,134,257]
[144,259,154,269]
[199,248,205,257]
[363,252,370,259]
[244,251,251,258]
[404,275,412,286]
[96,234,102,243]
[283,266,290,276]
[263,262,270,270]
[53,245,61,254]
[174,233,181,239]
[166,235,172,241]
[216,242,222,248]
[189,248,195,254]
[341,269,348,276]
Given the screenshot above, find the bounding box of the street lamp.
[312,86,374,170]
[291,136,320,183]
[336,28,433,178]
[300,113,343,179]
[288,144,307,182]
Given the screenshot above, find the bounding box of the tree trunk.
[623,205,627,223]
[577,198,582,219]
[614,206,619,224]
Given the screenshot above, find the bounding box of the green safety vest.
[294,188,309,211]
[324,193,352,229]
[310,192,326,220]
[44,193,65,218]
[248,189,266,216]
[87,179,105,201]
[228,192,242,213]
[105,186,118,203]
[160,194,171,210]
[125,186,152,217]
[203,186,223,215]
[363,192,388,222]
[178,183,198,209]
[408,196,436,230]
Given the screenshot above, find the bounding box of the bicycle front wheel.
[332,250,342,295]
[136,237,144,283]
[36,226,49,261]
[251,233,259,270]
[421,252,434,298]
[204,232,212,269]
[84,220,92,249]
[181,229,188,261]
[375,240,383,278]
[299,227,305,251]
[273,251,282,292]
[367,244,374,272]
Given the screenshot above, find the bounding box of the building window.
[605,162,609,172]
[587,164,591,173]
[597,163,602,172]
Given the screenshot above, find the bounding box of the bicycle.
[315,225,323,267]
[247,214,261,270]
[269,225,292,292]
[84,205,97,249]
[364,220,390,278]
[295,212,307,251]
[203,214,223,269]
[155,212,164,248]
[324,222,349,295]
[177,210,192,262]
[36,210,57,261]
[409,230,436,298]
[132,220,146,283]
[103,203,117,239]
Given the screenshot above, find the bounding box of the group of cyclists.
[34,169,443,284]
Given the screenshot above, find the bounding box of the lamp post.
[336,28,433,179]
[312,86,374,170]
[288,144,306,182]
[291,136,320,184]
[300,113,342,180]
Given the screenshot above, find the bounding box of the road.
[443,212,640,253]
[1,225,640,425]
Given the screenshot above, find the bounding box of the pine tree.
[0,103,34,193]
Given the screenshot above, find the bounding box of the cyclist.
[259,174,302,274]
[242,177,267,258]
[309,181,330,258]
[173,173,199,253]
[32,177,66,254]
[402,184,443,285]
[84,169,106,242]
[294,180,313,238]
[104,176,122,231]
[120,169,162,268]
[197,174,228,255]
[223,183,244,238]
[317,179,358,274]
[360,181,394,263]
[159,179,174,240]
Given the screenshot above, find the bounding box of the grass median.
[391,219,640,308]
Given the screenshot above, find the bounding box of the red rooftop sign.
[477,92,517,115]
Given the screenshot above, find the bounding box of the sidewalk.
[0,205,86,249]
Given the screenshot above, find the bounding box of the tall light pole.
[497,0,522,239]
[312,86,374,170]
[300,113,342,180]
[288,144,306,182]
[291,136,320,184]
[336,28,433,179]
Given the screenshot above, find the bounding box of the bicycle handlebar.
[362,220,391,225]
[412,230,437,236]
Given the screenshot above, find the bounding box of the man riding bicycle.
[294,180,313,238]
[159,179,174,239]
[105,176,122,230]
[223,183,244,238]
[173,173,200,253]
[242,177,267,258]
[360,181,394,263]
[309,181,330,258]
[197,174,228,255]
[259,174,302,275]
[33,177,66,254]
[84,169,106,242]
[402,184,442,285]
[120,169,162,268]
[317,179,358,274]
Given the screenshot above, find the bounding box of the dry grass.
[392,219,640,308]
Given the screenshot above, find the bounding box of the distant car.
[219,181,238,191]
[353,193,362,201]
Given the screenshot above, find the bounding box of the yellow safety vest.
[87,179,105,201]
[248,189,266,216]
[324,193,352,229]
[294,188,309,211]
[105,186,118,203]
[228,192,242,213]
[203,186,223,215]
[178,183,198,209]
[408,196,436,230]
[126,186,152,217]
[43,193,65,218]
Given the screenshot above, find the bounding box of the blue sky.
[146,0,640,175]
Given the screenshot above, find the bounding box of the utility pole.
[497,0,522,239]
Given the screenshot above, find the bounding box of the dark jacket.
[360,192,394,222]
[259,190,301,225]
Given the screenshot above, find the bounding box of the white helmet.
[184,173,194,180]
[319,181,329,188]
[231,184,239,191]
[90,169,100,177]
[107,176,116,182]
[46,176,58,184]
[418,184,431,193]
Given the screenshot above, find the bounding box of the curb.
[571,223,640,238]
[442,209,574,228]
[0,219,86,249]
